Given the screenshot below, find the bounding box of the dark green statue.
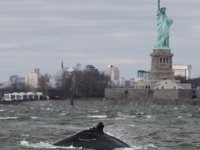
[155,0,173,49]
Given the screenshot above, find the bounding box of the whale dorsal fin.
[90,122,104,133]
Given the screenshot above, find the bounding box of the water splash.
[20,140,82,149]
[0,109,5,112]
[87,115,107,119]
[30,116,39,120]
[0,117,18,120]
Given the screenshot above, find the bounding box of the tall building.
[119,77,135,88]
[9,75,25,89]
[104,65,120,86]
[84,65,98,72]
[173,64,192,80]
[25,68,41,88]
[55,61,75,87]
[75,63,82,71]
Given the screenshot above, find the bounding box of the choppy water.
[0,100,200,150]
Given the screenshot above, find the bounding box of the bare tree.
[38,74,51,95]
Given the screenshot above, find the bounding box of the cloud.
[190,25,200,35]
[88,58,145,66]
[0,43,20,49]
[0,0,200,82]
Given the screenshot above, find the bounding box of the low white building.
[3,92,44,101]
[173,64,192,80]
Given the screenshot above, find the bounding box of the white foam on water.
[59,112,68,116]
[0,109,5,112]
[0,117,18,120]
[177,116,183,119]
[115,113,136,120]
[22,134,30,137]
[146,143,157,148]
[136,112,144,115]
[115,146,142,150]
[87,115,107,119]
[46,107,54,111]
[145,115,153,119]
[30,116,39,120]
[115,143,157,150]
[106,132,114,136]
[20,140,156,150]
[127,124,136,127]
[20,140,82,149]
[186,113,192,117]
[118,114,136,119]
[174,107,178,110]
[116,148,137,150]
[114,117,127,120]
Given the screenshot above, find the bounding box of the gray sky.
[0,0,200,82]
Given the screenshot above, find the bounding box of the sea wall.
[105,88,200,101]
[153,89,178,100]
[104,88,152,100]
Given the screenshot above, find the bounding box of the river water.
[0,100,200,150]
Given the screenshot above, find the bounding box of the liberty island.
[105,1,199,102]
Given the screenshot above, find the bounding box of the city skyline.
[0,0,200,82]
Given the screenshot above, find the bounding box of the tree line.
[38,70,110,99]
[1,70,110,99]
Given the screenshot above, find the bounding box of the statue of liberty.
[155,0,173,49]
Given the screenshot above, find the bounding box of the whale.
[53,122,130,150]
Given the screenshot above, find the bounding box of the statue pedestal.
[149,49,174,80]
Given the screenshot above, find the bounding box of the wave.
[87,115,107,119]
[0,109,5,112]
[20,140,82,149]
[115,143,157,150]
[20,140,156,150]
[30,116,39,120]
[126,124,136,127]
[0,117,18,120]
[117,113,136,118]
[145,115,153,119]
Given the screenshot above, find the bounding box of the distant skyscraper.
[84,65,98,72]
[75,63,82,71]
[55,67,67,87]
[104,65,120,86]
[25,68,41,88]
[136,70,149,81]
[9,75,25,89]
[61,61,64,70]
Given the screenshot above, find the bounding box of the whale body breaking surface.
[53,122,130,150]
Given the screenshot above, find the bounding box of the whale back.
[53,122,130,150]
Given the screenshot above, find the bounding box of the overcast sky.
[0,0,200,82]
